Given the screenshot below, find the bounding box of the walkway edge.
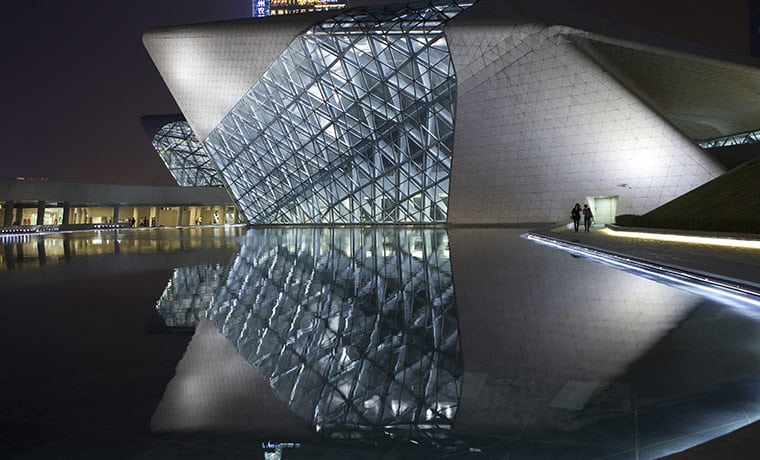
[525,230,760,302]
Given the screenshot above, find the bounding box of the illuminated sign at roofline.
[253,0,269,17]
[253,0,347,17]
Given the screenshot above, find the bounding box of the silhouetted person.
[571,203,581,232]
[583,204,593,232]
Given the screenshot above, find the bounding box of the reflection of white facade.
[150,227,760,457]
[144,0,760,225]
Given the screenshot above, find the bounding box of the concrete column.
[177,206,184,226]
[14,207,23,226]
[112,205,119,224]
[62,203,71,225]
[36,201,45,225]
[3,200,13,226]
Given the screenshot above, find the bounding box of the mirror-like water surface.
[2,227,759,459]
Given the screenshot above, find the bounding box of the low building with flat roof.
[0,179,236,231]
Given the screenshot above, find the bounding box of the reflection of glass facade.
[205,1,475,224]
[207,228,462,441]
[155,264,227,328]
[152,121,224,187]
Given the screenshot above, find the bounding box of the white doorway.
[587,196,618,226]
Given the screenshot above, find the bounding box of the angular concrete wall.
[446,20,726,224]
[144,1,760,226]
[143,14,333,140]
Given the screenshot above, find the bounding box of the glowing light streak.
[601,227,760,250]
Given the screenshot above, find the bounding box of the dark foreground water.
[2,227,760,459]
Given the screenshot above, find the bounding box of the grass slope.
[616,160,760,234]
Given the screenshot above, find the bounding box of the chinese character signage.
[253,0,270,17]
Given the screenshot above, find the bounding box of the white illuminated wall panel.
[143,0,759,226]
[446,21,726,224]
[143,15,334,140]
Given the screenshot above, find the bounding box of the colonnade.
[1,201,239,228]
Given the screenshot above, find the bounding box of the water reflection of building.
[207,228,462,442]
[0,228,244,289]
[155,264,227,328]
[151,227,760,457]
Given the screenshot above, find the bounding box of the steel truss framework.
[152,121,224,187]
[204,0,476,224]
[698,129,760,149]
[207,227,463,442]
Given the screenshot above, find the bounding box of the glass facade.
[698,129,760,149]
[152,121,224,187]
[207,227,462,441]
[205,0,475,224]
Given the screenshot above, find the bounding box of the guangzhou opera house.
[143,0,760,226]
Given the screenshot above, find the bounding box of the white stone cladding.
[446,21,726,224]
[141,0,760,226]
[143,14,332,140]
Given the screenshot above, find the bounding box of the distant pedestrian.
[582,204,593,232]
[570,203,581,232]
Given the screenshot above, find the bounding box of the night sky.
[0,0,750,186]
[1,1,249,186]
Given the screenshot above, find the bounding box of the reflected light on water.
[525,233,760,314]
[9,227,760,458]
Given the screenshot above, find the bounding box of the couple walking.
[571,203,593,232]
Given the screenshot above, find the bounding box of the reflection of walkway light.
[525,233,760,311]
[600,227,760,250]
[262,441,301,460]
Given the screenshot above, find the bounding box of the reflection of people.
[570,203,581,232]
[582,204,593,232]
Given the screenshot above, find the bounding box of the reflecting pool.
[2,227,759,459]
